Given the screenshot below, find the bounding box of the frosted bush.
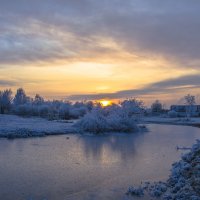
[107,110,139,132]
[75,108,109,133]
[126,186,144,196]
[14,104,34,116]
[58,103,71,119]
[75,106,139,133]
[120,98,144,117]
[69,107,87,119]
[38,105,49,117]
[168,110,178,118]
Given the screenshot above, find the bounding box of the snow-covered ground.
[0,114,77,138]
[127,140,200,200]
[1,114,199,138]
[143,116,200,127]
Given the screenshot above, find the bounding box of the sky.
[1,0,200,106]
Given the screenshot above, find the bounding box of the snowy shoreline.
[127,140,200,200]
[0,114,77,138]
[0,114,144,138]
[143,116,200,128]
[1,114,200,138]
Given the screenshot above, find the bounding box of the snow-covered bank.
[143,116,200,127]
[127,140,200,200]
[0,113,144,138]
[0,114,77,138]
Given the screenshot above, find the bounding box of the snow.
[126,186,144,197]
[74,107,140,134]
[0,114,77,138]
[127,140,200,200]
[143,116,200,127]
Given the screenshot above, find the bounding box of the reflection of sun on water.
[100,100,112,107]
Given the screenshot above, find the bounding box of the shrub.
[168,110,178,118]
[75,107,139,134]
[75,108,109,133]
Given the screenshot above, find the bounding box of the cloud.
[67,74,200,100]
[1,0,200,68]
[0,80,18,87]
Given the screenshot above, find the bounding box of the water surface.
[0,124,199,200]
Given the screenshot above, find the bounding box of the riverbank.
[1,114,199,138]
[0,114,146,138]
[127,139,200,200]
[143,116,200,127]
[0,114,77,138]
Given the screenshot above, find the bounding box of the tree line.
[0,88,93,119]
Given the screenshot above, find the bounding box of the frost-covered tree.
[151,100,163,113]
[13,88,28,106]
[120,98,144,117]
[184,94,196,118]
[37,105,49,117]
[184,94,196,106]
[0,89,12,114]
[85,101,94,111]
[58,103,71,119]
[33,94,44,105]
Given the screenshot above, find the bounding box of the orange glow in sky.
[1,1,200,106]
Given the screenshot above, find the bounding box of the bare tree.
[151,100,163,114]
[184,94,196,118]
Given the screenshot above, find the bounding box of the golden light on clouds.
[1,55,199,104]
[0,25,199,105]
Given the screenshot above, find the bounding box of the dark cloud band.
[68,74,200,100]
[1,0,200,68]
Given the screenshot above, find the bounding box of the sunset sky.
[1,0,200,105]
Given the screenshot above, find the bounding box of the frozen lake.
[0,124,199,200]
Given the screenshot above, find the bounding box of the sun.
[100,100,112,107]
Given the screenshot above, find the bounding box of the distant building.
[170,105,200,117]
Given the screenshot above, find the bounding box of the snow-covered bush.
[69,107,87,118]
[107,109,139,132]
[58,103,71,119]
[168,110,178,118]
[14,104,34,116]
[85,101,94,111]
[120,98,144,117]
[126,186,144,197]
[75,106,139,134]
[74,108,109,133]
[38,105,49,117]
